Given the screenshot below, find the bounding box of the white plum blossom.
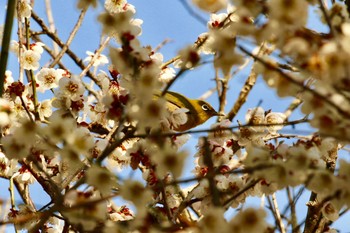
[77,0,98,9]
[10,40,21,56]
[0,152,18,177]
[31,42,45,54]
[86,165,117,196]
[208,13,228,30]
[152,148,188,178]
[229,208,267,233]
[105,0,128,13]
[2,135,31,160]
[98,10,142,39]
[18,0,32,19]
[83,51,109,67]
[192,0,227,13]
[42,112,77,143]
[38,99,53,120]
[58,76,85,101]
[0,98,13,127]
[265,112,286,133]
[13,169,36,184]
[176,46,200,69]
[36,68,64,92]
[21,49,41,70]
[66,127,95,156]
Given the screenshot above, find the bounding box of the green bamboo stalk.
[0,0,17,96]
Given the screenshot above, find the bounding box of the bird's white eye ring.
[202,104,209,111]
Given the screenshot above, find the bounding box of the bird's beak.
[215,111,225,117]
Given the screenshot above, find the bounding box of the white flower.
[0,98,12,126]
[245,107,265,123]
[109,205,134,221]
[10,40,22,56]
[77,0,98,9]
[86,165,117,196]
[107,139,136,170]
[154,148,188,178]
[0,152,18,177]
[159,67,175,84]
[192,0,227,13]
[31,42,45,54]
[265,112,286,133]
[104,0,127,13]
[13,170,35,184]
[229,208,267,233]
[245,107,265,132]
[176,46,200,69]
[42,112,77,143]
[120,180,153,210]
[18,0,32,19]
[268,0,308,29]
[167,107,189,131]
[322,202,339,222]
[83,51,109,67]
[21,49,41,70]
[208,13,227,29]
[38,99,53,119]
[4,70,14,89]
[66,127,95,156]
[63,190,106,231]
[2,135,30,160]
[58,76,85,101]
[199,207,229,233]
[171,133,191,149]
[98,10,135,36]
[36,68,64,92]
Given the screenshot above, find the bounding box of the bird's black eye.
[202,104,209,111]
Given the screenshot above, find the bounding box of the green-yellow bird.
[154,91,223,131]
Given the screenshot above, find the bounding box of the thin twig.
[287,187,300,233]
[178,0,207,26]
[237,45,350,119]
[272,194,286,233]
[224,179,260,207]
[44,0,59,55]
[49,9,87,68]
[318,0,334,35]
[24,18,40,120]
[30,33,68,70]
[30,11,100,85]
[225,43,268,121]
[79,37,111,79]
[203,137,221,206]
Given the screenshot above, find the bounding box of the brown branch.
[31,34,68,70]
[203,137,221,206]
[224,179,260,207]
[44,0,59,55]
[237,45,350,119]
[226,67,257,121]
[225,44,270,121]
[49,9,87,68]
[78,37,111,79]
[178,0,207,26]
[30,11,100,85]
[303,141,338,233]
[287,187,300,233]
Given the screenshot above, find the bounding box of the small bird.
[154,91,223,131]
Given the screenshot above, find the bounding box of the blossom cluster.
[0,0,350,232]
